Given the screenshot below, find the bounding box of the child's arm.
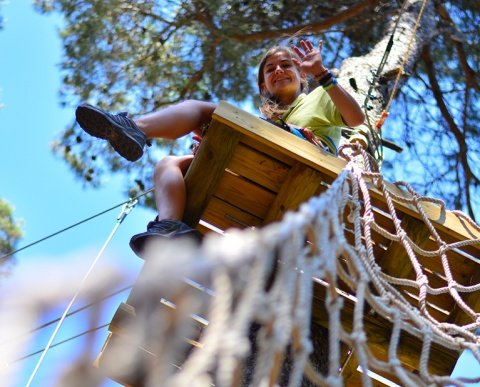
[324,83,365,127]
[293,39,365,127]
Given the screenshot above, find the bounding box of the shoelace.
[117,112,152,147]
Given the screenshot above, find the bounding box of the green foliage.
[34,0,480,218]
[0,199,23,275]
[383,1,480,218]
[0,5,23,277]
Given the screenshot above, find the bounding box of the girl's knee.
[154,156,179,177]
[153,155,193,180]
[182,100,217,118]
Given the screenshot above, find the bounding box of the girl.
[75,39,365,255]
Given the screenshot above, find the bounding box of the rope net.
[93,146,480,387]
[4,147,480,386]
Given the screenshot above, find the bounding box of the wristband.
[317,71,333,86]
[323,78,338,91]
[313,68,328,81]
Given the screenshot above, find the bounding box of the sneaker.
[129,219,202,257]
[75,103,147,162]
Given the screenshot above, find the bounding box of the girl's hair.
[257,46,309,119]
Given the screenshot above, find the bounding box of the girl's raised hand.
[292,39,327,78]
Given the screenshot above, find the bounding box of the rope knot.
[374,175,384,188]
[448,281,458,291]
[389,358,402,368]
[351,331,367,343]
[325,375,343,387]
[417,274,428,287]
[438,242,449,256]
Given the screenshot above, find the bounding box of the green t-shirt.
[282,86,345,154]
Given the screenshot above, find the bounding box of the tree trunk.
[338,0,436,131]
[302,1,438,381]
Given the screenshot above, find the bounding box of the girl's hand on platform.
[292,39,327,79]
[192,135,202,155]
[299,128,325,149]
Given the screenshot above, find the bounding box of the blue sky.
[0,2,155,386]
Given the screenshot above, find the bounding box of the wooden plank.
[340,349,359,382]
[336,252,455,322]
[213,101,346,181]
[212,101,480,248]
[214,170,276,220]
[448,265,480,326]
[126,258,159,308]
[412,239,479,288]
[95,332,156,387]
[106,101,480,385]
[378,215,432,280]
[340,350,407,386]
[311,280,459,376]
[241,135,296,167]
[263,162,324,224]
[109,302,206,341]
[183,120,241,227]
[349,368,407,387]
[195,221,222,236]
[201,196,263,230]
[433,229,480,266]
[405,241,477,287]
[400,289,452,322]
[126,257,213,311]
[368,181,480,250]
[226,143,290,192]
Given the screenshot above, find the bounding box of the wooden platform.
[96,102,480,385]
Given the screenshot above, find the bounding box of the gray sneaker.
[75,103,147,161]
[129,219,203,257]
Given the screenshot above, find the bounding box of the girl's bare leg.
[136,100,217,140]
[153,154,194,220]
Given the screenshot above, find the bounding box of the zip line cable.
[25,198,138,387]
[5,278,213,362]
[0,187,154,262]
[13,323,110,363]
[1,284,133,348]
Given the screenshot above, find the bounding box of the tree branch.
[192,0,221,37]
[178,38,220,99]
[435,3,479,91]
[422,44,478,220]
[229,0,381,42]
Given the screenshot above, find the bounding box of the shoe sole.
[130,229,202,257]
[75,104,143,161]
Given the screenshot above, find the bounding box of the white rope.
[25,198,138,387]
[21,143,480,386]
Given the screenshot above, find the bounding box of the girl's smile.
[261,51,305,105]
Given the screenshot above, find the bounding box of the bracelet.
[323,78,338,91]
[313,68,329,81]
[317,71,333,86]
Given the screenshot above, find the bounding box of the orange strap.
[375,110,389,130]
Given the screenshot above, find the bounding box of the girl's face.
[260,51,305,105]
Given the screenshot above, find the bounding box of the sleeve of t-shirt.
[316,87,345,127]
